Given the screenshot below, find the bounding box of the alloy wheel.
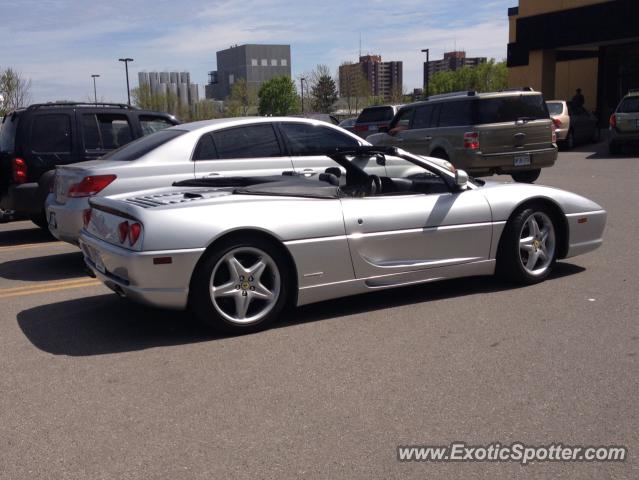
[518,212,556,276]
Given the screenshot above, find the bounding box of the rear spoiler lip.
[88,197,142,222]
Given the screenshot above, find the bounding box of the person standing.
[572,88,585,109]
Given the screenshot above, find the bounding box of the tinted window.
[279,123,359,155]
[618,97,639,113]
[546,102,564,115]
[438,100,472,127]
[140,115,175,135]
[31,114,72,153]
[0,114,19,153]
[475,95,549,124]
[101,129,186,161]
[212,124,281,159]
[389,108,413,130]
[193,134,218,160]
[357,106,394,123]
[412,105,435,129]
[82,114,132,151]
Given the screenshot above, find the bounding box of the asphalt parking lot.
[1,142,638,479]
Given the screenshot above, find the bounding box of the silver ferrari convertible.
[80,146,606,333]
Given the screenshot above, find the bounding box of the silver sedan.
[79,146,606,334]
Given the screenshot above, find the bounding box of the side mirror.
[455,169,469,189]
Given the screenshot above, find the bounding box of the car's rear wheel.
[511,169,541,183]
[497,206,558,284]
[190,238,289,334]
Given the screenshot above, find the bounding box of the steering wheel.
[364,175,382,196]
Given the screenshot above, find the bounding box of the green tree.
[227,78,257,116]
[428,59,507,96]
[311,73,338,113]
[258,76,298,116]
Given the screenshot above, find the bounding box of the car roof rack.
[498,86,535,92]
[26,102,138,111]
[425,91,477,101]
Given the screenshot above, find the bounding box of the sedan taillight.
[609,113,617,129]
[68,175,116,198]
[117,220,143,246]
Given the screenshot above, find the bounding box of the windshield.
[100,129,186,161]
[618,97,639,113]
[357,107,394,123]
[546,102,564,116]
[475,95,549,123]
[0,113,19,153]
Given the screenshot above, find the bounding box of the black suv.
[0,102,178,227]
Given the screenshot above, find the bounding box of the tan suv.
[609,90,639,154]
[367,89,557,183]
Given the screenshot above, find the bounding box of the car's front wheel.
[190,238,290,334]
[511,169,541,183]
[497,206,558,284]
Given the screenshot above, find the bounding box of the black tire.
[511,169,541,183]
[609,142,621,155]
[189,236,290,334]
[30,211,49,230]
[430,149,449,161]
[496,205,558,285]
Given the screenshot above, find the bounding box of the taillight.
[68,175,116,198]
[354,124,367,132]
[552,123,557,144]
[118,221,129,244]
[463,132,480,150]
[82,208,92,228]
[128,223,142,246]
[12,158,27,184]
[552,118,562,128]
[609,113,617,129]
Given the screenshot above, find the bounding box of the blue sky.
[3,0,512,103]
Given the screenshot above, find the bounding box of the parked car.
[354,105,402,138]
[338,117,357,133]
[546,100,599,149]
[48,117,423,246]
[294,113,339,125]
[609,90,639,154]
[80,146,606,334]
[367,89,558,183]
[0,102,178,228]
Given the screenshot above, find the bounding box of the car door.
[339,188,493,280]
[276,122,383,176]
[393,104,438,156]
[193,123,294,178]
[25,112,77,180]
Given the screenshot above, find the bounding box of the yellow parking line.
[0,241,65,253]
[0,278,103,299]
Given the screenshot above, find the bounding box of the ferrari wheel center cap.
[241,281,250,290]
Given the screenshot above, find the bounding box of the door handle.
[206,172,220,177]
[423,136,433,141]
[302,168,315,176]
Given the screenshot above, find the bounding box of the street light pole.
[91,74,100,105]
[300,77,306,114]
[118,58,134,106]
[421,48,430,99]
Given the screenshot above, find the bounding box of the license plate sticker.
[514,154,531,166]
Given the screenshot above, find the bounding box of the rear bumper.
[555,128,569,141]
[79,232,205,310]
[609,128,639,145]
[45,194,87,245]
[564,210,607,259]
[0,183,42,214]
[462,147,558,176]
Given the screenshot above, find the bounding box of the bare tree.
[0,68,32,114]
[338,62,370,115]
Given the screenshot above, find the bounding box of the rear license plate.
[514,154,531,166]
[368,125,377,131]
[82,242,106,274]
[94,254,106,274]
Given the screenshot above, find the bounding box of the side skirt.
[296,259,496,307]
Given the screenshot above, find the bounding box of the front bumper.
[79,231,205,310]
[45,194,88,245]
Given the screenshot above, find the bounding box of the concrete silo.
[178,83,189,107]
[180,72,190,85]
[189,84,199,104]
